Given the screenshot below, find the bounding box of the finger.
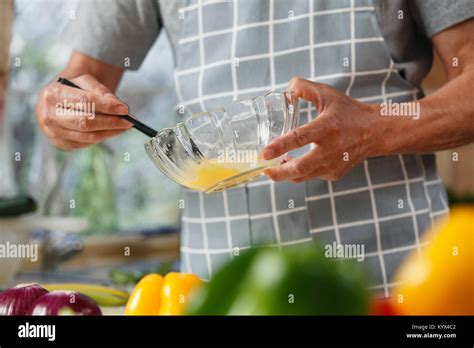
[45,110,132,132]
[46,125,127,144]
[291,158,353,183]
[52,138,92,151]
[53,84,128,115]
[42,127,92,150]
[290,168,323,183]
[281,154,293,164]
[265,148,322,181]
[262,120,327,160]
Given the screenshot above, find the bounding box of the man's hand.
[263,19,474,183]
[263,77,382,182]
[36,74,132,150]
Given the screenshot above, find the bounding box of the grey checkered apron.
[160,0,449,296]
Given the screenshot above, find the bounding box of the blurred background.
[0,0,181,288]
[0,0,472,289]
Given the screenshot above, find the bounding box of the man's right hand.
[35,74,132,150]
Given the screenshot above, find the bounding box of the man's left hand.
[263,77,383,182]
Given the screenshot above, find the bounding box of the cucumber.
[0,196,37,217]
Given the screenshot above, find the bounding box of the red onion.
[27,291,102,316]
[0,283,49,316]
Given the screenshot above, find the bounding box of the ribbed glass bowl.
[145,91,299,193]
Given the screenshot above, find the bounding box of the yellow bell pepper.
[125,272,202,315]
[394,206,474,315]
[124,274,163,315]
[158,272,202,315]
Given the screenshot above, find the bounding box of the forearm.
[373,68,474,156]
[373,18,474,157]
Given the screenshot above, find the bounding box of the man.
[36,0,474,296]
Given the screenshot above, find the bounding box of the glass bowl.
[145,91,299,193]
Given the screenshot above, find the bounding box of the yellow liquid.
[182,159,268,192]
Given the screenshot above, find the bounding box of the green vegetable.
[109,269,138,287]
[447,188,474,206]
[187,246,370,315]
[0,196,36,217]
[109,261,174,286]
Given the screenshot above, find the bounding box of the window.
[6,0,181,234]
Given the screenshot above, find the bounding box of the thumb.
[286,77,330,114]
